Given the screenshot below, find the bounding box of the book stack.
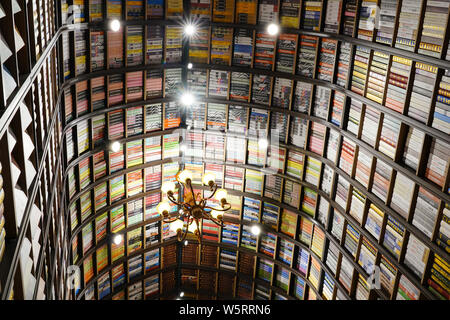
[76,81,89,115]
[408,62,438,123]
[334,175,350,210]
[311,225,325,258]
[190,0,211,20]
[376,0,397,45]
[297,36,318,78]
[235,0,257,24]
[232,28,253,67]
[280,0,301,28]
[294,276,306,299]
[326,129,339,163]
[336,42,351,87]
[317,196,330,226]
[347,98,362,136]
[358,236,377,275]
[344,222,360,258]
[339,137,355,176]
[302,1,323,31]
[206,103,227,130]
[211,27,233,65]
[338,256,354,293]
[396,274,420,300]
[412,187,439,239]
[166,0,183,19]
[349,188,365,224]
[361,106,380,147]
[164,102,181,129]
[342,0,357,36]
[436,204,449,252]
[395,0,424,52]
[283,180,301,208]
[241,225,257,250]
[189,27,209,64]
[75,31,87,75]
[318,39,337,82]
[165,26,182,63]
[308,256,321,290]
[98,273,110,299]
[433,68,450,134]
[273,78,293,109]
[366,51,389,104]
[298,216,313,245]
[146,26,163,65]
[390,172,414,220]
[251,75,272,105]
[144,274,159,299]
[275,266,290,292]
[427,254,450,300]
[146,70,163,99]
[148,0,164,19]
[351,46,370,95]
[112,264,125,289]
[144,136,162,162]
[255,283,271,299]
[383,215,405,259]
[404,234,429,278]
[126,26,144,66]
[90,30,105,71]
[289,117,308,148]
[127,0,144,20]
[280,209,298,238]
[371,159,392,203]
[304,156,322,186]
[326,241,340,275]
[145,221,160,245]
[276,33,297,73]
[254,32,276,70]
[257,258,274,282]
[213,0,234,22]
[425,138,449,188]
[127,107,143,136]
[322,271,335,300]
[230,72,250,101]
[355,148,373,189]
[357,0,378,41]
[164,68,182,97]
[296,247,310,276]
[420,1,450,57]
[258,0,279,23]
[91,77,106,111]
[364,203,383,241]
[293,81,312,113]
[109,74,124,106]
[94,183,107,211]
[378,114,401,160]
[313,86,331,119]
[380,255,397,296]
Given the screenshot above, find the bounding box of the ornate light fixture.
[157,170,231,242]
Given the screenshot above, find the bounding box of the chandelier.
[156,170,231,242]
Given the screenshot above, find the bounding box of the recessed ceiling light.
[110,141,120,152]
[110,19,121,32]
[184,24,196,36]
[181,92,195,106]
[251,225,261,236]
[113,234,123,245]
[267,23,279,36]
[258,138,269,150]
[187,63,193,69]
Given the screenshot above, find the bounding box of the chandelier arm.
[162,214,182,223]
[195,218,202,242]
[206,217,224,228]
[167,192,183,206]
[203,203,232,212]
[179,222,189,242]
[204,184,218,200]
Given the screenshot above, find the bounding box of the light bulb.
[267,23,279,36]
[184,24,196,36]
[110,19,121,32]
[184,240,189,246]
[156,201,171,215]
[113,234,123,245]
[161,181,176,194]
[178,170,193,184]
[187,63,193,69]
[181,92,195,106]
[180,292,185,297]
[251,225,261,236]
[169,219,184,232]
[180,144,187,153]
[187,222,198,233]
[110,141,120,152]
[258,138,269,150]
[215,189,228,202]
[202,173,215,186]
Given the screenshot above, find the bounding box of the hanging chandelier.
[156,170,231,243]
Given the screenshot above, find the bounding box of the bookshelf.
[0,0,448,301]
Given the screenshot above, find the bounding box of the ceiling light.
[110,141,120,152]
[258,138,269,150]
[180,291,185,297]
[202,173,215,186]
[110,19,121,32]
[187,63,193,69]
[180,92,195,106]
[267,23,279,36]
[184,24,196,36]
[178,170,193,184]
[180,144,187,153]
[113,234,123,245]
[161,181,176,194]
[251,225,261,236]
